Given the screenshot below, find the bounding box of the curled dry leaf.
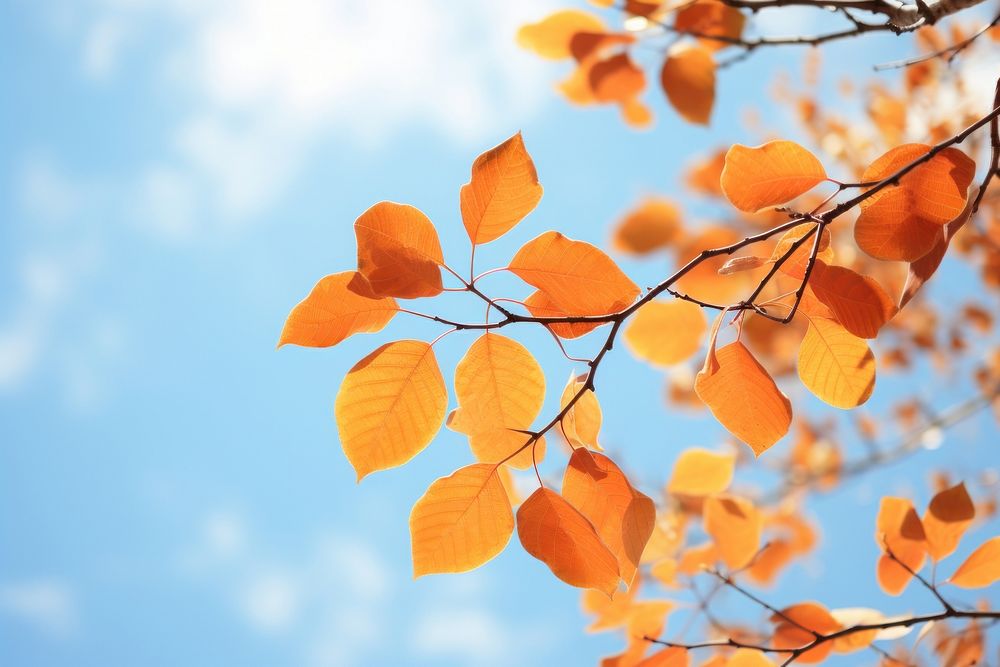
[335,340,447,480]
[279,271,397,348]
[720,140,827,213]
[517,487,620,595]
[460,132,543,245]
[410,463,514,576]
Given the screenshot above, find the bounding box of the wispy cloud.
[0,579,79,638]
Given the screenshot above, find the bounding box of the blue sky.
[2,2,999,666]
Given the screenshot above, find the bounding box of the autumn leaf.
[704,494,763,570]
[516,10,606,60]
[279,271,397,348]
[410,463,514,576]
[797,316,876,409]
[634,646,688,667]
[524,290,604,339]
[854,144,976,262]
[559,373,604,449]
[875,497,927,595]
[450,333,546,469]
[517,487,620,594]
[460,132,543,245]
[695,317,792,455]
[720,141,827,213]
[807,262,896,339]
[772,602,841,663]
[769,223,833,279]
[355,202,444,298]
[335,340,447,480]
[667,448,734,496]
[899,192,975,308]
[674,0,745,52]
[562,449,656,587]
[624,300,707,367]
[948,537,1000,588]
[612,197,682,255]
[660,44,715,125]
[727,649,775,666]
[589,53,646,104]
[923,482,975,561]
[510,231,640,317]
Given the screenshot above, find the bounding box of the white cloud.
[0,579,79,638]
[411,608,511,665]
[74,0,559,230]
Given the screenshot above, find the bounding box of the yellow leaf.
[624,300,707,367]
[279,271,397,348]
[410,463,514,576]
[949,537,1000,588]
[517,10,606,60]
[660,44,715,125]
[355,202,444,298]
[797,317,876,409]
[335,340,447,480]
[460,133,543,245]
[450,333,546,469]
[510,231,640,317]
[728,649,775,666]
[667,448,734,496]
[563,449,656,587]
[704,494,762,570]
[923,482,975,561]
[720,140,826,213]
[560,373,604,449]
[517,488,620,594]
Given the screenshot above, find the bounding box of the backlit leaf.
[635,646,688,667]
[854,144,975,262]
[516,10,606,60]
[769,223,832,279]
[624,300,707,367]
[517,487,620,594]
[451,333,546,469]
[279,271,397,348]
[721,141,826,213]
[875,497,927,595]
[949,537,1000,588]
[335,340,447,480]
[899,193,975,308]
[510,231,640,317]
[923,482,975,561]
[728,649,775,666]
[410,463,514,576]
[460,133,543,245]
[807,262,896,339]
[797,317,876,409]
[560,373,604,449]
[772,602,841,664]
[667,448,734,496]
[674,0,745,52]
[525,290,604,339]
[589,53,646,104]
[704,494,762,570]
[660,44,715,125]
[563,449,656,587]
[355,202,444,298]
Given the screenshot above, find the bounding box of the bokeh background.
[2,2,999,666]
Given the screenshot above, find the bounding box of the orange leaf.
[948,537,1000,588]
[704,494,763,570]
[355,202,444,298]
[797,317,876,409]
[769,223,833,279]
[450,333,546,469]
[635,646,688,667]
[516,10,606,60]
[728,649,775,666]
[559,373,604,450]
[460,133,543,245]
[667,448,734,496]
[854,144,975,262]
[410,463,514,576]
[590,53,646,104]
[510,231,640,317]
[807,262,896,339]
[923,482,975,561]
[674,0,745,52]
[720,141,826,213]
[517,487,620,594]
[624,300,708,367]
[874,497,927,595]
[524,290,604,339]
[695,338,792,456]
[772,602,841,664]
[612,197,682,255]
[660,45,715,125]
[335,340,447,480]
[563,449,656,587]
[899,193,975,309]
[279,271,397,348]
